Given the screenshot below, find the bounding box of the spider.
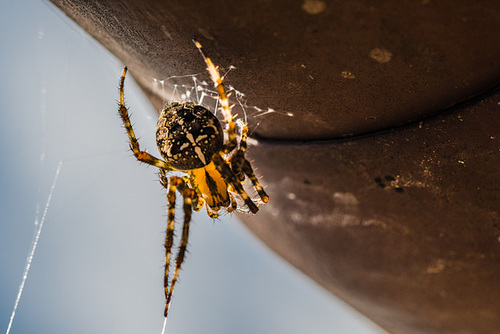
[117,39,269,319]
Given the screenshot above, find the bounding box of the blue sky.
[0,1,385,333]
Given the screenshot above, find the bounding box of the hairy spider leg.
[229,124,249,181]
[119,67,173,170]
[193,39,237,154]
[227,192,238,212]
[160,171,176,316]
[161,174,196,318]
[230,124,269,203]
[167,186,195,317]
[182,175,204,212]
[212,153,259,213]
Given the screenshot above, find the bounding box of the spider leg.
[193,39,237,154]
[227,192,238,213]
[119,67,173,170]
[162,174,196,318]
[206,205,219,219]
[212,153,259,214]
[230,123,269,203]
[160,171,177,318]
[241,160,269,203]
[182,176,204,211]
[229,122,250,181]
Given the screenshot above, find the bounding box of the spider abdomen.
[156,102,224,170]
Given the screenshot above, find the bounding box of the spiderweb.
[150,67,293,136]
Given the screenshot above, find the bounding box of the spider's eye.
[156,102,224,170]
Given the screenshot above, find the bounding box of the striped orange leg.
[119,67,172,170]
[161,173,196,318]
[193,39,238,154]
[230,124,269,203]
[212,153,258,214]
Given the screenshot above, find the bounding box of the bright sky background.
[0,1,386,333]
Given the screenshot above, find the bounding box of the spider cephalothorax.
[117,39,268,320]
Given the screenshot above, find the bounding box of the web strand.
[5,161,63,334]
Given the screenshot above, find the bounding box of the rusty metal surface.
[50,0,500,140]
[241,89,500,333]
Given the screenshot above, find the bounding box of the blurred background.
[0,0,385,333]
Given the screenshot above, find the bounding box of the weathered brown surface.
[49,0,500,332]
[50,0,500,140]
[242,89,500,333]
